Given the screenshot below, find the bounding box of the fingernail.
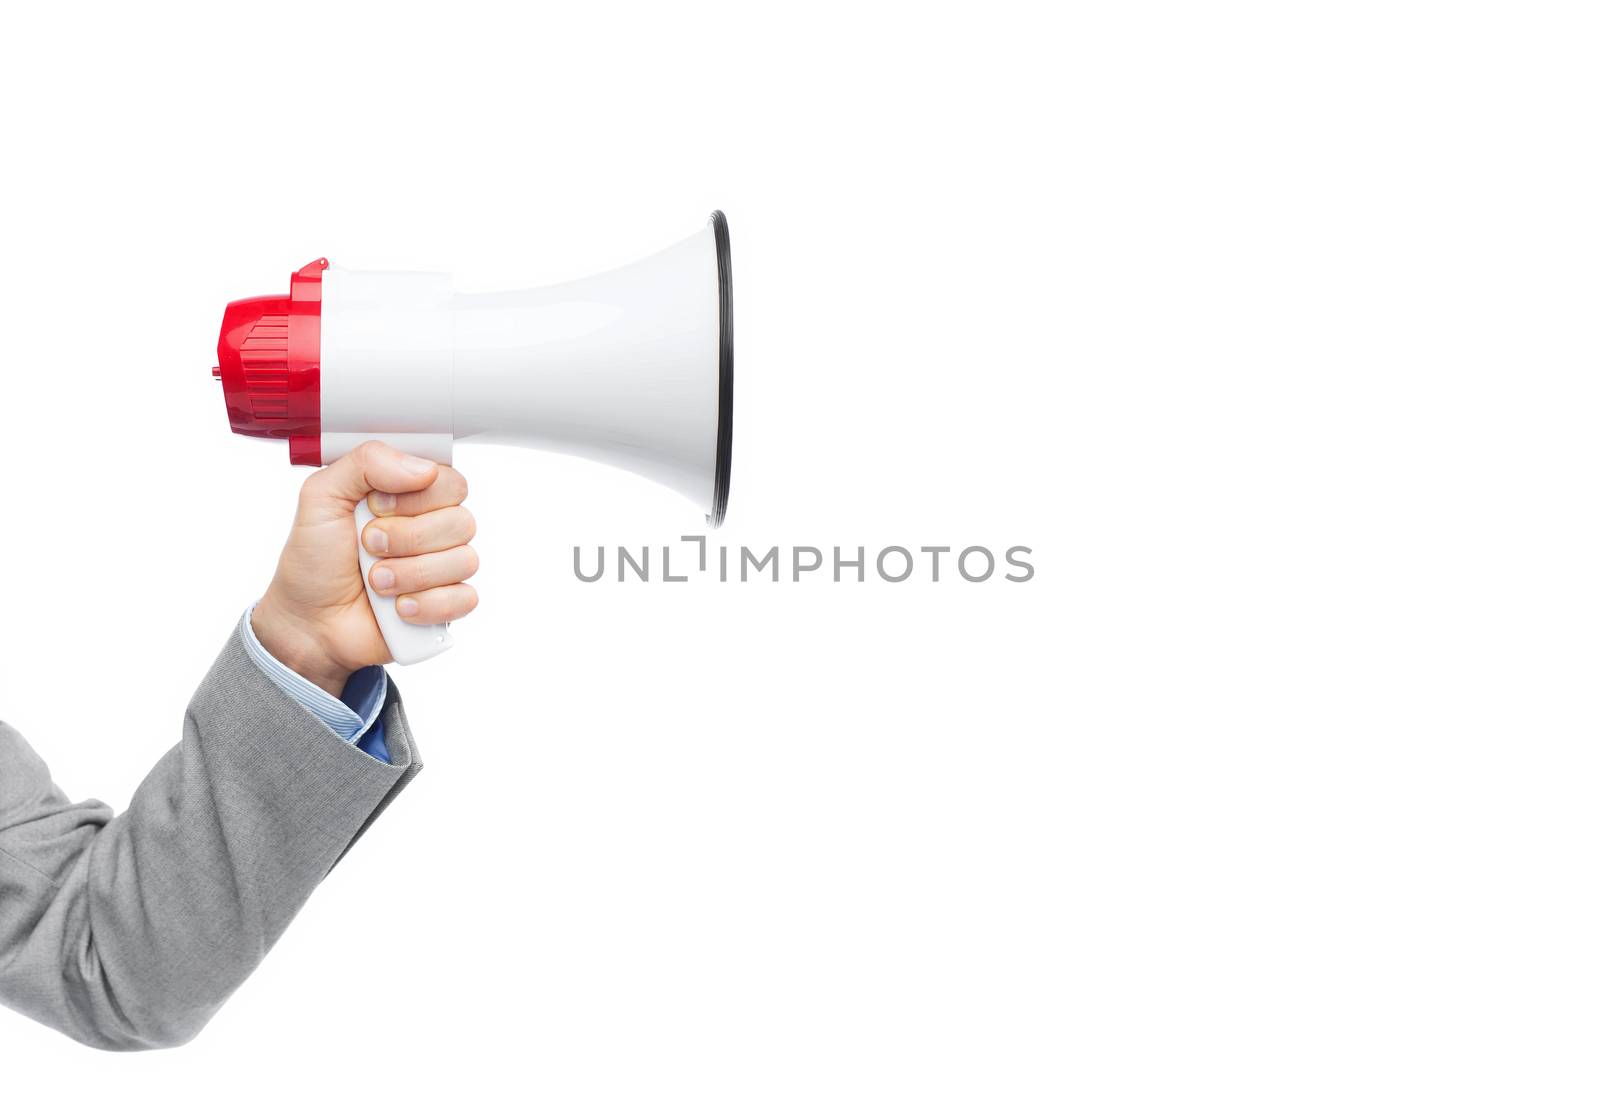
[397,596,419,617]
[367,528,390,555]
[400,454,434,476]
[369,492,397,515]
[371,566,396,591]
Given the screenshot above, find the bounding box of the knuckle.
[389,517,415,554]
[458,507,478,541]
[463,547,481,578]
[413,553,438,587]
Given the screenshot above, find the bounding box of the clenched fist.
[251,441,479,695]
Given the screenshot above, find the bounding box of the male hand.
[251,441,479,696]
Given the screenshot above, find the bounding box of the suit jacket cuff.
[207,627,423,873]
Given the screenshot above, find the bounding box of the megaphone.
[213,211,734,665]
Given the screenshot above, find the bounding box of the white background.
[0,1,1594,1114]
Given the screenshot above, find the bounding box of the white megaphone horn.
[213,211,735,665]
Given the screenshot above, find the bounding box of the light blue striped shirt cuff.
[239,607,389,748]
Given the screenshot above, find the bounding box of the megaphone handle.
[355,498,455,666]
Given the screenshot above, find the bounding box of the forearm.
[0,629,421,1050]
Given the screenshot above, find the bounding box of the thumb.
[300,440,440,514]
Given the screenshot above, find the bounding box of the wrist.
[250,594,352,698]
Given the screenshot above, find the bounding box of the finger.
[395,583,479,624]
[301,441,438,511]
[369,546,480,596]
[367,467,468,518]
[362,506,476,558]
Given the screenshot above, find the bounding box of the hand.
[251,441,480,696]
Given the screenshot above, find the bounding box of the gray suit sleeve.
[0,628,422,1051]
